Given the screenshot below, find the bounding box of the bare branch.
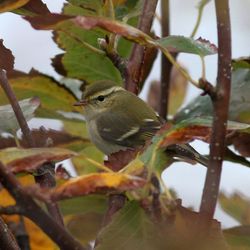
[160,0,172,119]
[0,161,86,250]
[0,70,64,226]
[126,0,159,94]
[200,0,231,219]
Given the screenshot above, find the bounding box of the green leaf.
[65,212,103,245]
[157,36,217,56]
[52,3,123,84]
[0,73,80,120]
[175,68,250,124]
[59,194,107,215]
[96,201,166,250]
[224,226,250,249]
[232,57,250,70]
[0,97,40,134]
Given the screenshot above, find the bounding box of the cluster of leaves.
[0,0,250,249]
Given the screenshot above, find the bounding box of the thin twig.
[126,0,159,94]
[0,216,20,250]
[0,161,86,250]
[0,70,35,147]
[0,70,64,226]
[160,0,172,119]
[200,0,231,219]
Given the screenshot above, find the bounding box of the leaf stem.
[199,0,231,219]
[190,0,209,38]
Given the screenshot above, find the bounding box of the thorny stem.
[126,0,159,94]
[0,162,86,250]
[200,0,231,219]
[0,216,20,250]
[160,0,172,120]
[0,70,64,226]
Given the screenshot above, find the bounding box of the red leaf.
[0,39,15,73]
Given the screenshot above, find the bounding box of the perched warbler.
[74,80,207,166]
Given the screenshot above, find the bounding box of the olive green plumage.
[76,80,161,155]
[75,80,208,167]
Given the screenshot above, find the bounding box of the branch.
[160,0,172,119]
[200,0,231,219]
[0,70,35,147]
[126,0,159,94]
[0,162,86,250]
[0,216,20,250]
[0,69,64,226]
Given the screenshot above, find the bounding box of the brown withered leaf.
[55,164,71,180]
[0,39,14,73]
[50,173,146,201]
[51,53,67,76]
[170,203,229,250]
[159,125,211,148]
[147,66,187,115]
[229,132,250,157]
[0,128,89,149]
[75,16,154,46]
[0,147,76,174]
[24,13,72,30]
[105,148,142,172]
[19,0,50,15]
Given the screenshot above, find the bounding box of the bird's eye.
[97,95,105,102]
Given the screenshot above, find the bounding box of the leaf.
[65,212,103,245]
[219,193,250,225]
[0,39,15,73]
[74,16,154,46]
[13,0,50,16]
[157,36,217,56]
[159,117,249,148]
[224,147,250,168]
[230,131,250,157]
[59,195,107,215]
[0,0,30,13]
[175,68,250,124]
[232,57,250,70]
[0,72,80,120]
[224,226,250,249]
[50,173,146,201]
[147,66,188,115]
[95,201,166,250]
[140,117,249,173]
[0,147,77,174]
[72,146,104,175]
[0,129,89,150]
[0,97,40,134]
[0,175,56,250]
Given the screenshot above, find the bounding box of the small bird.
[74,80,208,166]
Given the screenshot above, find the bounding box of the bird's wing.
[96,112,161,148]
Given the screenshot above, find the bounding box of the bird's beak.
[73,100,88,106]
